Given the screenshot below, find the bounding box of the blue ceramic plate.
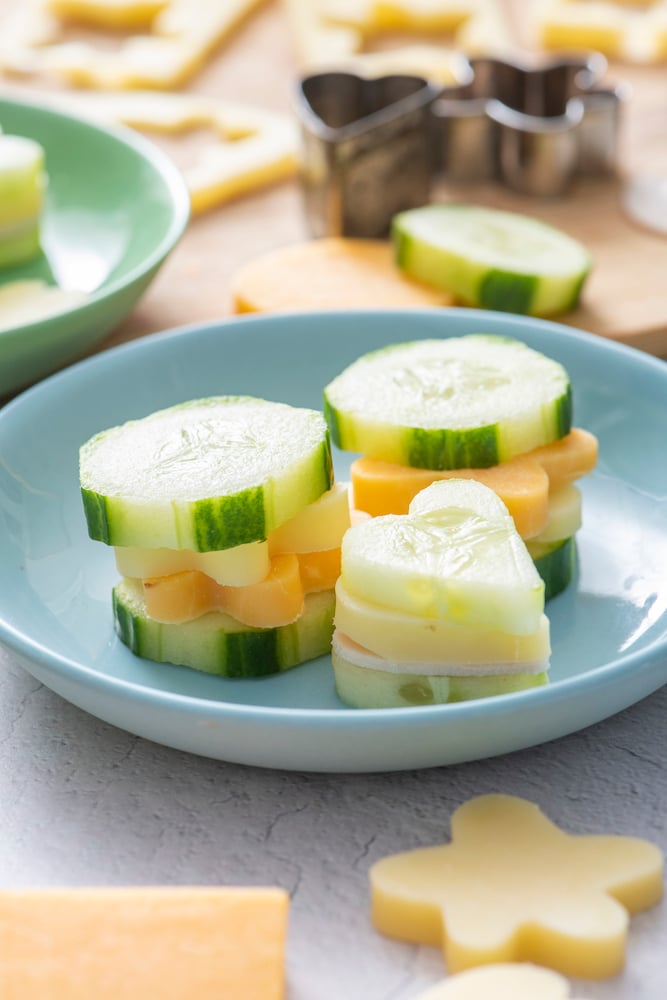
[0,94,189,397]
[0,309,666,772]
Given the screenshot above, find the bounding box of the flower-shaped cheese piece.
[370,794,664,979]
[33,90,300,214]
[413,963,588,1000]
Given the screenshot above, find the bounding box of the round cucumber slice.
[80,396,333,551]
[332,634,548,709]
[0,134,46,269]
[323,335,571,469]
[113,577,335,677]
[392,204,592,316]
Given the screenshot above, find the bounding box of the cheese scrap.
[36,90,300,213]
[536,0,667,63]
[414,963,588,1000]
[0,885,289,1000]
[0,0,265,88]
[370,794,664,979]
[0,281,89,330]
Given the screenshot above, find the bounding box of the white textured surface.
[1,644,665,1000]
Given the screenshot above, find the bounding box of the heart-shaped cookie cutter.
[296,71,443,238]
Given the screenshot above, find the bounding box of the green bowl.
[0,94,190,397]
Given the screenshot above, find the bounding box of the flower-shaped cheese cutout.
[536,0,667,64]
[370,794,664,979]
[0,0,265,89]
[39,90,300,213]
[414,963,588,1000]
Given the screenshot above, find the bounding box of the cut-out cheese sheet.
[0,0,265,88]
[43,90,300,213]
[284,0,514,70]
[370,794,663,979]
[536,0,667,63]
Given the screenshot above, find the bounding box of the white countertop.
[2,644,665,1000]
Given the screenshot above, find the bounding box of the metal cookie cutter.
[433,53,627,197]
[295,71,443,239]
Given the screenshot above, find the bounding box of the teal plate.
[0,309,666,772]
[0,94,190,397]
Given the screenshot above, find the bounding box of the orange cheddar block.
[231,238,454,314]
[143,554,305,628]
[370,794,663,979]
[0,885,289,1000]
[351,428,598,537]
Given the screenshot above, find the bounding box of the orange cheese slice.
[351,428,598,538]
[0,885,288,1000]
[231,238,454,314]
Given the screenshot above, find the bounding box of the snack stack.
[332,478,551,708]
[324,334,598,603]
[80,396,350,677]
[0,133,47,269]
[323,335,599,707]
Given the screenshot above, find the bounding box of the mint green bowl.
[0,94,190,397]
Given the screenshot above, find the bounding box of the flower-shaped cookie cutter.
[295,71,444,238]
[433,52,627,196]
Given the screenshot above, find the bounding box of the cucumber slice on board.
[113,578,335,677]
[331,635,548,709]
[392,204,592,316]
[80,397,333,552]
[324,335,571,469]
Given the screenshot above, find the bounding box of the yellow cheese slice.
[413,963,582,1000]
[370,794,664,979]
[334,579,551,668]
[0,280,88,330]
[0,885,289,999]
[47,0,168,29]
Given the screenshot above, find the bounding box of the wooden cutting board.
[1,2,667,358]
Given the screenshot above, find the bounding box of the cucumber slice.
[113,577,335,677]
[332,636,548,709]
[341,479,545,635]
[0,135,46,269]
[528,535,576,602]
[392,204,592,316]
[80,397,333,551]
[323,335,571,469]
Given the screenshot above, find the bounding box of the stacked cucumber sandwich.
[79,396,352,678]
[323,334,598,708]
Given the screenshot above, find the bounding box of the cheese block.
[0,885,289,1000]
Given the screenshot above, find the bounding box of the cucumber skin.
[529,535,576,602]
[323,336,572,470]
[113,579,335,678]
[82,436,333,551]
